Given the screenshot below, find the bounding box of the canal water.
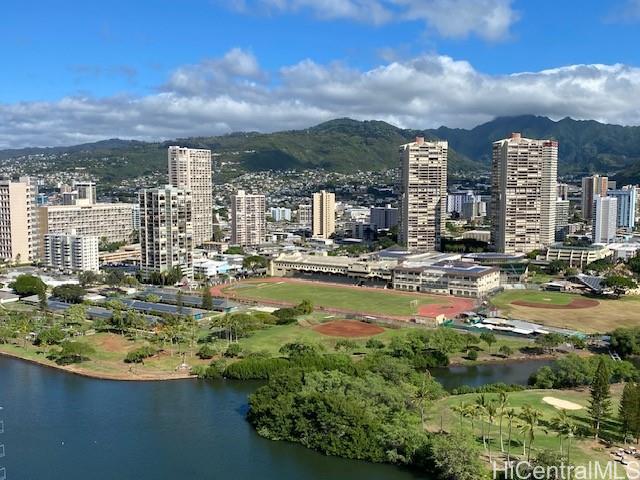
[0,356,551,479]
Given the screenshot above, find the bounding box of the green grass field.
[491,290,579,309]
[490,290,640,333]
[227,281,446,316]
[428,387,621,466]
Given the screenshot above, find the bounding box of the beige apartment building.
[312,191,335,239]
[168,146,213,247]
[139,185,193,279]
[399,137,448,252]
[231,190,266,247]
[491,133,558,254]
[0,177,40,263]
[581,175,608,221]
[297,204,312,225]
[39,203,135,248]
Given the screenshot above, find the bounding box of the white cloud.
[3,49,640,148]
[227,0,518,40]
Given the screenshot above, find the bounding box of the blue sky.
[2,0,640,147]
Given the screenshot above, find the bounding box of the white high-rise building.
[269,207,292,222]
[231,190,266,247]
[297,204,312,225]
[44,231,99,272]
[312,190,336,239]
[593,196,618,244]
[0,177,40,263]
[609,186,637,231]
[139,186,193,279]
[491,133,558,254]
[581,175,608,221]
[168,146,213,247]
[399,137,447,252]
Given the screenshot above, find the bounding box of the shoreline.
[0,349,196,382]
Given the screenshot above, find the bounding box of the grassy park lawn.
[226,281,446,316]
[0,332,210,379]
[428,387,622,467]
[491,290,579,309]
[491,290,640,333]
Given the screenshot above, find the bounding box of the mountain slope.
[428,115,640,175]
[3,116,640,182]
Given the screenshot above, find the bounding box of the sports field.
[491,290,640,333]
[225,279,447,316]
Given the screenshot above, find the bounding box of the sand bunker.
[542,396,583,410]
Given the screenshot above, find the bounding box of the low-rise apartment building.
[44,232,99,272]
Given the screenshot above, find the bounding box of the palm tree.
[475,394,489,449]
[486,401,498,462]
[552,409,571,457]
[497,392,509,452]
[505,408,517,464]
[451,402,467,432]
[566,422,578,465]
[519,405,543,462]
[412,381,430,429]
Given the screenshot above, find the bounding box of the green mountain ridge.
[3,115,640,182]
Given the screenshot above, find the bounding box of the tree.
[619,382,638,440]
[78,270,101,287]
[479,332,496,353]
[519,405,543,462]
[242,255,268,274]
[103,268,126,287]
[450,402,467,432]
[64,304,87,327]
[498,345,513,358]
[10,274,46,296]
[602,275,637,297]
[548,259,568,275]
[497,392,509,453]
[412,381,430,429]
[176,290,184,314]
[38,289,48,312]
[202,288,213,310]
[52,284,87,304]
[51,341,95,364]
[535,333,564,353]
[588,357,611,440]
[505,408,516,464]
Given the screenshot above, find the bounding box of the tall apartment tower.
[398,137,447,252]
[139,185,193,279]
[581,175,608,221]
[312,190,336,239]
[168,146,213,247]
[609,186,637,231]
[231,190,266,247]
[592,196,618,244]
[0,177,40,262]
[491,133,558,254]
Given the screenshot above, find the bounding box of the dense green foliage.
[588,358,612,439]
[52,284,87,304]
[10,274,46,296]
[610,327,640,357]
[529,354,636,389]
[49,341,95,365]
[124,345,158,364]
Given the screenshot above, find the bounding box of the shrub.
[334,339,358,351]
[124,345,157,364]
[466,349,478,361]
[224,343,242,358]
[193,360,227,379]
[365,338,384,349]
[224,357,290,380]
[197,344,217,360]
